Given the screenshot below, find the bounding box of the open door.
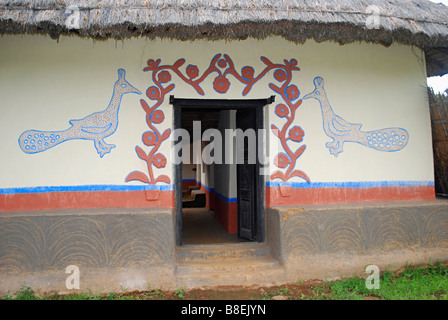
[172,96,273,246]
[236,108,257,241]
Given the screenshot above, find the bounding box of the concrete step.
[176,242,270,262]
[175,243,287,289]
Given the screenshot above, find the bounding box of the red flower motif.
[143,59,156,71]
[213,75,230,94]
[151,110,165,124]
[241,66,254,80]
[152,153,167,168]
[274,153,290,169]
[274,69,287,82]
[186,65,199,79]
[157,71,171,83]
[289,126,305,142]
[286,85,300,100]
[218,59,227,68]
[275,104,289,118]
[146,86,160,100]
[142,131,157,146]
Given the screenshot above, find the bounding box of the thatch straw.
[1,0,447,75]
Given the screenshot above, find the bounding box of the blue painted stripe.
[182,179,236,202]
[0,184,174,195]
[214,191,238,203]
[3,181,429,200]
[201,184,215,193]
[266,180,434,188]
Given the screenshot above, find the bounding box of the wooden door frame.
[171,95,275,246]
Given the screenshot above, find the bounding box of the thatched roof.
[1,0,448,76]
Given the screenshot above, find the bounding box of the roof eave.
[0,19,447,76]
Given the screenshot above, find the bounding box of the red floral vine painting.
[125,53,310,186]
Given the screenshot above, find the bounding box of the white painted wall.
[0,35,434,191]
[214,110,237,199]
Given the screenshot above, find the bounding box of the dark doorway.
[236,109,257,241]
[171,96,274,246]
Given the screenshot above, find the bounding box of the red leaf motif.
[161,129,172,141]
[270,171,286,181]
[261,56,273,66]
[269,83,281,94]
[292,99,303,111]
[125,171,150,183]
[293,145,307,158]
[288,170,310,183]
[164,83,175,94]
[136,146,148,161]
[173,58,186,68]
[242,85,252,96]
[155,175,171,184]
[196,86,205,96]
[140,99,151,114]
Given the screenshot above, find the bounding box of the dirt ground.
[171,281,324,300]
[58,279,328,300]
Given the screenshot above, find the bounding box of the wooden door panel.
[236,109,257,241]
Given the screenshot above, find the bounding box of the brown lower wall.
[268,200,448,258]
[266,199,448,279]
[0,207,176,292]
[1,200,448,293]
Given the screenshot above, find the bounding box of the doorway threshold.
[175,242,286,289]
[177,241,269,259]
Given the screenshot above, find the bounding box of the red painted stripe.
[214,195,238,234]
[266,185,435,206]
[2,185,434,214]
[0,190,174,212]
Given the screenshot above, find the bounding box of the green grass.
[308,260,448,300]
[261,285,293,300]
